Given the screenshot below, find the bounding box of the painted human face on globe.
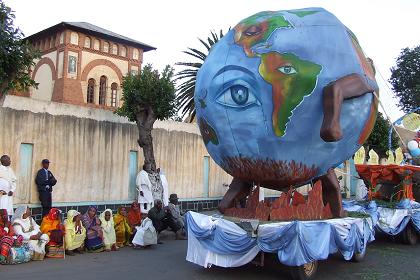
[195,8,378,190]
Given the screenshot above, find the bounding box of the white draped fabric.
[186,212,259,267]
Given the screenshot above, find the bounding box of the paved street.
[1,233,420,280]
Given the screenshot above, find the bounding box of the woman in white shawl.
[99,209,117,251]
[132,217,157,248]
[12,205,49,260]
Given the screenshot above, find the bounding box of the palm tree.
[175,29,228,122]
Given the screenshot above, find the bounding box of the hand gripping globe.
[195,7,379,217]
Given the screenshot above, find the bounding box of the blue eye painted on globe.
[230,85,249,105]
[216,84,260,108]
[278,65,297,75]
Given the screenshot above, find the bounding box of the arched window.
[70,32,79,45]
[87,78,95,104]
[120,46,127,57]
[112,44,118,55]
[111,83,118,107]
[133,49,139,59]
[94,39,100,50]
[99,75,107,105]
[84,37,91,48]
[103,41,109,53]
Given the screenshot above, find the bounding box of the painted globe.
[195,7,378,189]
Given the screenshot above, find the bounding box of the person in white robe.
[132,217,157,248]
[0,155,17,216]
[136,166,154,214]
[158,168,169,207]
[12,205,49,260]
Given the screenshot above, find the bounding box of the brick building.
[20,22,155,109]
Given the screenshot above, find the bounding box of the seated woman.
[12,206,49,260]
[40,208,65,258]
[0,209,28,264]
[99,209,117,251]
[132,217,157,249]
[64,210,86,255]
[81,206,104,252]
[114,207,132,247]
[128,202,142,240]
[40,208,65,245]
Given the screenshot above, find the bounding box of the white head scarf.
[12,205,28,222]
[99,209,114,227]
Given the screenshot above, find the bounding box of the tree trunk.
[136,105,157,173]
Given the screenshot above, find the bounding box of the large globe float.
[195,7,379,217]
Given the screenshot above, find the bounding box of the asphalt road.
[1,234,420,280]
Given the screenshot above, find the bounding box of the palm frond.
[198,38,211,52]
[175,62,202,68]
[175,28,228,121]
[182,50,206,61]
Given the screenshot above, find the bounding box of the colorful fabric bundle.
[2,244,32,265]
[0,236,14,259]
[45,244,65,259]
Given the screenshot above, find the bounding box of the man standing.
[0,155,17,216]
[35,159,57,217]
[136,165,154,214]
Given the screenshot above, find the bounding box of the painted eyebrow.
[212,65,256,81]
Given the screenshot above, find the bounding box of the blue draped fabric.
[258,220,374,266]
[187,212,374,266]
[186,212,257,255]
[376,216,411,236]
[411,211,420,232]
[343,199,420,236]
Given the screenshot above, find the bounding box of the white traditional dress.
[0,165,17,216]
[136,170,154,214]
[12,206,49,260]
[132,217,157,246]
[159,170,169,207]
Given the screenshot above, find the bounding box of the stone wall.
[0,95,232,207]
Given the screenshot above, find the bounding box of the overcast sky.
[5,0,419,121]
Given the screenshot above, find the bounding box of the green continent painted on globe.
[287,10,318,17]
[234,12,291,57]
[259,52,322,137]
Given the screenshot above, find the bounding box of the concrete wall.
[0,95,232,206]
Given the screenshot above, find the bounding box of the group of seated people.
[0,193,186,264]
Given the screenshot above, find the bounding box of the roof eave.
[25,22,156,52]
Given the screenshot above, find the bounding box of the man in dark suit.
[35,159,57,217]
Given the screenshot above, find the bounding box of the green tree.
[365,112,399,158]
[0,0,39,95]
[389,45,420,112]
[175,29,227,121]
[116,64,177,173]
